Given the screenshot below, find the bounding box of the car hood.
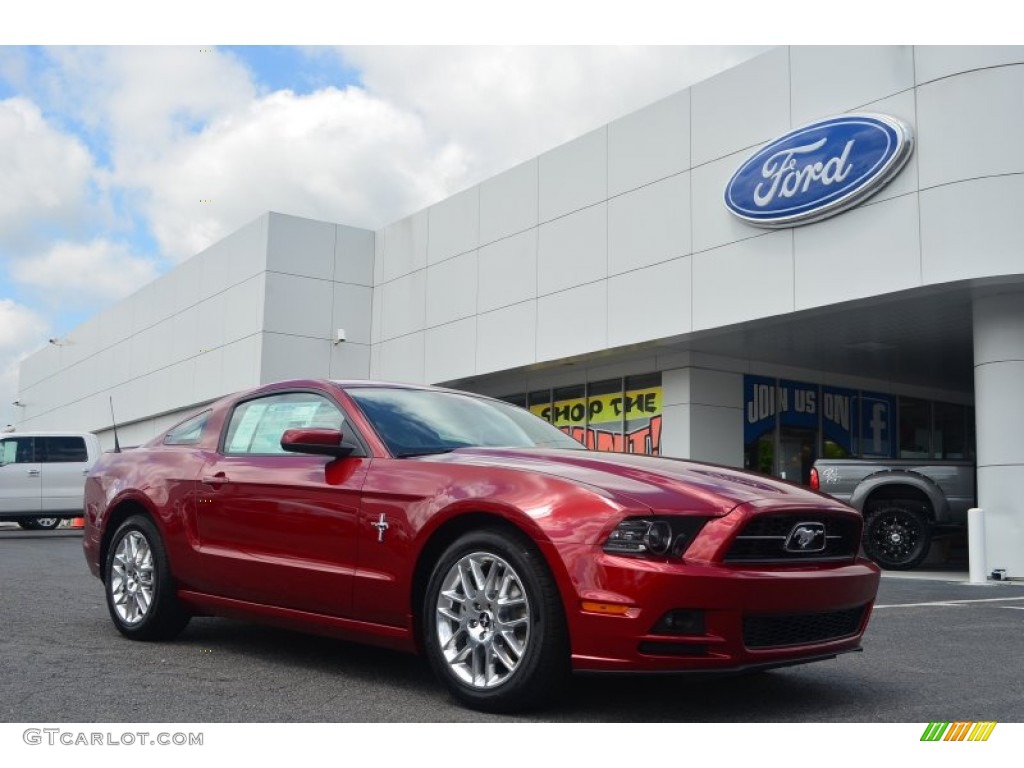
[424,447,843,516]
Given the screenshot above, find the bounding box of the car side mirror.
[280,428,360,458]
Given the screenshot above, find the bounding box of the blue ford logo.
[724,113,913,228]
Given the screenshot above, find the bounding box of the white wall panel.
[328,341,371,380]
[921,174,1024,286]
[381,210,428,282]
[198,236,233,302]
[259,333,330,383]
[425,318,476,384]
[171,256,204,316]
[222,274,265,346]
[693,230,794,330]
[915,45,1024,84]
[224,213,268,284]
[608,174,690,276]
[480,159,538,245]
[794,194,921,310]
[691,47,790,167]
[691,147,768,254]
[426,250,478,327]
[170,307,200,365]
[370,286,384,345]
[536,282,607,363]
[917,65,1024,189]
[608,89,690,197]
[192,347,224,404]
[381,271,426,340]
[478,230,537,313]
[608,258,691,348]
[266,212,336,280]
[263,272,333,340]
[691,404,743,466]
[537,204,607,296]
[790,46,914,125]
[334,225,375,286]
[194,293,227,352]
[539,127,607,222]
[331,283,373,345]
[855,90,919,205]
[427,186,479,264]
[221,334,262,394]
[476,301,537,375]
[378,332,425,384]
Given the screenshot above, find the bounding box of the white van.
[0,431,101,530]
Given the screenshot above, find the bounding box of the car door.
[194,390,368,618]
[38,435,91,514]
[0,437,41,515]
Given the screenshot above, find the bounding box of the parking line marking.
[874,596,1024,609]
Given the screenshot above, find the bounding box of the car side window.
[223,392,345,456]
[38,436,89,463]
[0,437,35,465]
[164,410,211,446]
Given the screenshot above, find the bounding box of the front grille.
[743,605,867,649]
[725,513,860,563]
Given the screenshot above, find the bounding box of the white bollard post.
[968,507,987,584]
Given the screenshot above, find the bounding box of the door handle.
[202,472,229,486]
[27,469,40,477]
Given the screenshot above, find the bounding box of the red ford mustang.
[83,379,880,711]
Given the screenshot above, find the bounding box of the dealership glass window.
[932,402,968,460]
[898,397,932,458]
[778,380,819,485]
[527,390,551,422]
[499,373,662,455]
[743,375,777,475]
[224,393,344,455]
[624,373,662,455]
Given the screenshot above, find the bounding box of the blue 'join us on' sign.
[724,113,914,228]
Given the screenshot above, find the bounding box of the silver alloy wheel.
[110,531,155,625]
[435,551,531,689]
[35,517,60,529]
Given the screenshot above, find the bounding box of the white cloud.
[0,298,49,428]
[0,97,94,248]
[128,86,457,259]
[11,239,160,307]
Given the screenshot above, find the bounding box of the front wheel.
[104,515,190,640]
[423,528,569,712]
[863,503,932,570]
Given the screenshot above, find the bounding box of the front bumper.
[567,554,880,672]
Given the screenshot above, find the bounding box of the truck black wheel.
[863,503,931,570]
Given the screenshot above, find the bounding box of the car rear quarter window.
[223,392,345,455]
[164,410,212,446]
[38,436,88,463]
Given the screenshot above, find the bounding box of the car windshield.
[345,387,586,458]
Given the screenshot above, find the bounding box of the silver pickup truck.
[810,459,975,570]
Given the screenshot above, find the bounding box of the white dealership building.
[14,46,1024,576]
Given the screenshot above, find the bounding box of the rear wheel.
[423,528,569,712]
[17,518,60,530]
[104,515,190,640]
[863,502,931,570]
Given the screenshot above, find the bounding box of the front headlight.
[602,516,707,558]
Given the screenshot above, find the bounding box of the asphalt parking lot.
[2,527,1023,723]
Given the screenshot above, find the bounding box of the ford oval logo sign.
[724,113,914,228]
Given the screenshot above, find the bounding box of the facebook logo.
[858,394,894,457]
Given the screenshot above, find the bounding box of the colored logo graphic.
[724,113,914,228]
[921,722,997,742]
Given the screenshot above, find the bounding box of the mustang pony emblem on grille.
[785,522,827,553]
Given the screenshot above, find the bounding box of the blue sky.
[0,44,772,425]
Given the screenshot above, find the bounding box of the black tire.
[422,527,570,712]
[103,515,190,640]
[17,519,40,530]
[862,502,932,570]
